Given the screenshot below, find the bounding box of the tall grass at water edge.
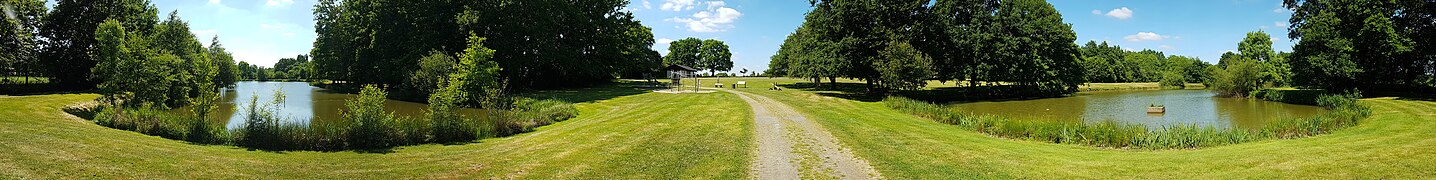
[882,92,1370,149]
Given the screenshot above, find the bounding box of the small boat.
[1146,106,1166,113]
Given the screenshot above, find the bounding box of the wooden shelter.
[664,65,699,91]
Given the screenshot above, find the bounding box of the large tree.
[209,36,238,87]
[698,39,733,78]
[664,38,703,68]
[1284,0,1432,90]
[39,0,159,88]
[1,0,46,83]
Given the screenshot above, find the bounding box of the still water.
[195,81,480,129]
[951,90,1328,130]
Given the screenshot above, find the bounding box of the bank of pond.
[885,89,1370,149]
[67,81,578,151]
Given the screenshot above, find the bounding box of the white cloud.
[1123,32,1170,42]
[265,0,294,7]
[1158,45,1175,50]
[704,1,725,9]
[1260,25,1269,29]
[1275,21,1289,27]
[1091,9,1102,15]
[1105,7,1133,20]
[208,0,221,4]
[665,6,742,32]
[1273,8,1286,13]
[643,0,652,9]
[660,0,697,11]
[656,38,675,45]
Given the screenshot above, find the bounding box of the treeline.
[235,55,313,81]
[1078,42,1211,86]
[310,0,659,98]
[1283,0,1436,91]
[768,0,1084,95]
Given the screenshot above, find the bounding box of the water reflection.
[952,90,1327,130]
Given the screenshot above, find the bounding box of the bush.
[428,83,477,143]
[1159,71,1186,89]
[344,85,399,149]
[883,94,1369,149]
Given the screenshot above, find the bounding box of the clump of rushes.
[883,92,1369,150]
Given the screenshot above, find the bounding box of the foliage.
[1158,71,1186,89]
[92,19,181,107]
[875,40,933,91]
[883,93,1369,149]
[665,38,704,68]
[406,51,458,97]
[312,0,655,89]
[208,36,239,87]
[0,0,45,82]
[1284,0,1432,91]
[698,39,734,74]
[343,85,399,149]
[1209,58,1264,97]
[451,36,505,108]
[427,80,477,143]
[778,0,1084,94]
[38,0,159,88]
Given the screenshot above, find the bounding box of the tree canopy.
[1284,0,1434,91]
[39,0,159,88]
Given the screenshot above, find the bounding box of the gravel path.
[716,88,882,180]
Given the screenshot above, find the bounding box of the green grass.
[0,76,50,84]
[0,86,753,178]
[715,77,1436,178]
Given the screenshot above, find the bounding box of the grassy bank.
[712,77,1435,178]
[0,86,753,178]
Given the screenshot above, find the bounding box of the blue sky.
[75,0,1295,71]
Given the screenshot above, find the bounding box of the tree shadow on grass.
[519,81,654,104]
[779,81,1067,103]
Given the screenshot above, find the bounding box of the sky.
[65,0,1296,71]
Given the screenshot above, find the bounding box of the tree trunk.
[828,77,837,90]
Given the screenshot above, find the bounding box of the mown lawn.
[0,85,753,178]
[706,77,1436,178]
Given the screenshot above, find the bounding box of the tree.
[450,35,503,108]
[1,0,46,83]
[665,38,703,68]
[407,51,458,97]
[39,0,159,88]
[1210,58,1263,97]
[698,39,733,82]
[1284,0,1430,91]
[92,19,174,106]
[209,36,239,87]
[152,11,215,106]
[875,39,933,91]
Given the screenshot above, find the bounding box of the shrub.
[343,85,399,149]
[93,104,190,140]
[1159,71,1187,89]
[428,83,477,143]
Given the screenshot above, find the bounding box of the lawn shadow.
[0,84,96,96]
[520,81,653,104]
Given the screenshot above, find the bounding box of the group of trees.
[2,0,243,99]
[310,0,660,99]
[769,0,1085,94]
[0,0,46,82]
[664,38,733,79]
[1283,0,1435,91]
[1078,42,1211,86]
[233,55,312,81]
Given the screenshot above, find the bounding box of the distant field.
[0,84,754,178]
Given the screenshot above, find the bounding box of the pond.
[186,81,483,129]
[951,90,1328,130]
